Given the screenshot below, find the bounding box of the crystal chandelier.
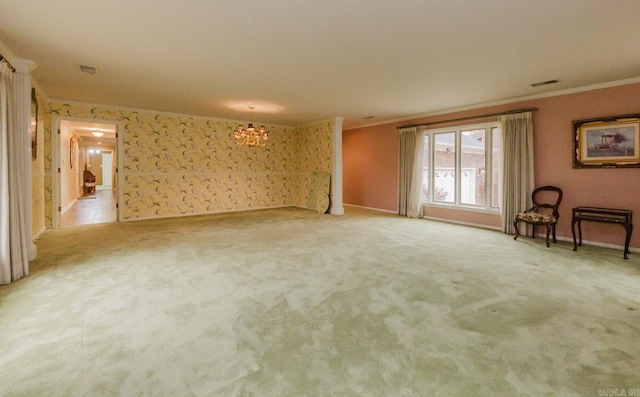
[233,107,269,146]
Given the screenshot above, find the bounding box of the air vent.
[530,79,559,87]
[363,116,375,119]
[79,64,97,75]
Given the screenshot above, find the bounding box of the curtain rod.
[397,107,538,129]
[0,54,16,73]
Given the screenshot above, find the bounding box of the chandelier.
[233,107,269,146]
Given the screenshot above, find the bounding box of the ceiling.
[1,1,639,129]
[64,121,116,147]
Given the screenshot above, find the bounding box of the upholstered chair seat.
[513,186,563,247]
[515,212,556,224]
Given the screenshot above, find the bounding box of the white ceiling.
[64,120,116,146]
[1,0,639,129]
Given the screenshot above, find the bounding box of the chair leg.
[552,224,557,243]
[531,224,535,239]
[545,225,551,247]
[513,219,520,241]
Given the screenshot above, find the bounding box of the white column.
[330,117,344,215]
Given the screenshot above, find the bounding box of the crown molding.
[0,40,37,73]
[48,98,296,129]
[344,76,640,131]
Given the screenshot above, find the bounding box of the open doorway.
[53,119,119,227]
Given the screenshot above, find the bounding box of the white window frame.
[421,122,501,213]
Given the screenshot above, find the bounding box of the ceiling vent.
[530,79,559,87]
[79,64,97,75]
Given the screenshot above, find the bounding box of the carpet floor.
[1,207,639,396]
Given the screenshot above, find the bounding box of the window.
[421,123,501,211]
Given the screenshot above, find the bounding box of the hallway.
[61,188,117,226]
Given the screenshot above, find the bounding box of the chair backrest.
[83,169,96,182]
[531,185,563,218]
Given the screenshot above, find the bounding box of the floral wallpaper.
[43,102,334,223]
[31,88,46,236]
[296,119,333,173]
[293,119,334,208]
[43,102,54,228]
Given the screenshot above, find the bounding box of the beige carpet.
[1,207,639,396]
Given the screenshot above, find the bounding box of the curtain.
[500,111,534,234]
[0,61,33,284]
[0,62,11,284]
[398,127,424,218]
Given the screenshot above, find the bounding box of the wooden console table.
[571,206,633,259]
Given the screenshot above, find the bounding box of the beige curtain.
[0,61,33,284]
[399,127,424,218]
[0,62,11,284]
[500,111,534,234]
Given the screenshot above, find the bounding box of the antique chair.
[83,169,96,195]
[513,185,563,247]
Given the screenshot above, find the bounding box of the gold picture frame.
[70,137,75,169]
[30,87,37,160]
[573,114,640,168]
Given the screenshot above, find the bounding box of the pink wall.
[343,82,640,249]
[343,123,399,211]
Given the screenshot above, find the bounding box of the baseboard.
[422,216,502,231]
[291,205,333,214]
[61,198,77,214]
[34,226,46,240]
[343,203,397,214]
[121,205,296,222]
[344,204,502,231]
[545,234,639,254]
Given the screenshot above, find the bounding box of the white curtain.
[399,127,424,218]
[500,111,534,234]
[0,61,34,284]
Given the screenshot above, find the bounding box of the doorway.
[53,118,120,227]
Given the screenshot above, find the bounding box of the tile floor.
[61,187,117,226]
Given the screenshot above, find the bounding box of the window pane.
[491,127,501,208]
[434,132,455,203]
[422,135,430,202]
[460,129,485,205]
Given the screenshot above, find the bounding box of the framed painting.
[573,114,640,168]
